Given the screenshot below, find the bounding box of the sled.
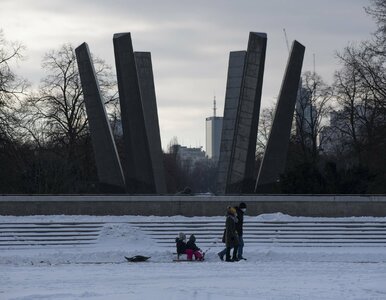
[172,259,204,262]
[124,255,151,262]
[173,252,205,262]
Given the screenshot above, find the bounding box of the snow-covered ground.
[2,214,386,299]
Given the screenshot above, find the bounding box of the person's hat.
[228,206,237,215]
[239,202,247,209]
[189,234,196,242]
[179,232,186,240]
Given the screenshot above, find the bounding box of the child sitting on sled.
[186,234,204,261]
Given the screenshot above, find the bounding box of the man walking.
[235,202,247,260]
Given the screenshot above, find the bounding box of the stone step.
[130,221,386,247]
[151,235,386,240]
[0,225,103,229]
[157,238,386,244]
[134,224,386,229]
[144,230,386,235]
[0,222,104,225]
[0,237,98,242]
[126,221,386,224]
[0,232,99,236]
[0,241,96,247]
[0,231,101,236]
[138,229,386,233]
[0,222,102,248]
[2,220,386,249]
[158,242,386,247]
[0,235,99,240]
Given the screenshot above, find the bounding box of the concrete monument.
[75,43,126,193]
[216,51,246,194]
[217,32,267,194]
[134,52,167,194]
[255,40,305,192]
[113,33,157,193]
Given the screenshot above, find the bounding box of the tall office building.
[206,97,223,162]
[295,83,316,148]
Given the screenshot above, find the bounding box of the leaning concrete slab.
[255,40,305,192]
[216,51,246,194]
[217,32,267,194]
[113,33,156,194]
[75,43,126,193]
[229,32,267,193]
[134,52,167,194]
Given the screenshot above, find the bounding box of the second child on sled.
[175,232,204,261]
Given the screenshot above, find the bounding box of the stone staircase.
[0,222,103,248]
[129,220,386,247]
[1,219,386,249]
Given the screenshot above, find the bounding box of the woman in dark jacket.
[225,206,239,261]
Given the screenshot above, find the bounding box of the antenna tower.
[283,28,290,53]
[313,53,316,75]
[213,96,217,117]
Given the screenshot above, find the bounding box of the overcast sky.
[1,0,377,150]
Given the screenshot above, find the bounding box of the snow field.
[1,214,386,299]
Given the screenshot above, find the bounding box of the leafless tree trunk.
[295,71,332,163]
[0,29,28,142]
[24,44,117,156]
[256,105,274,158]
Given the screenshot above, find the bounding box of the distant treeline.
[0,0,385,194]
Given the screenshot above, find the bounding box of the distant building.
[176,145,206,169]
[319,111,347,154]
[295,85,316,146]
[205,97,223,162]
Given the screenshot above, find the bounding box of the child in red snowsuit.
[186,234,204,261]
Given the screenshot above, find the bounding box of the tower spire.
[213,96,217,117]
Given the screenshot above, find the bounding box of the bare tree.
[25,44,117,155]
[14,44,119,193]
[366,0,386,45]
[334,42,386,166]
[295,71,333,163]
[0,30,28,141]
[334,49,366,159]
[256,105,274,158]
[330,0,386,180]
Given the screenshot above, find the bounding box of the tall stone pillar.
[75,43,126,193]
[217,32,267,194]
[134,52,167,194]
[113,33,156,194]
[255,40,305,192]
[216,51,246,194]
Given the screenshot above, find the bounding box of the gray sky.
[1,0,376,150]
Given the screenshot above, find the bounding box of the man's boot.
[225,247,233,262]
[232,247,239,261]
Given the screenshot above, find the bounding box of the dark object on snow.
[124,255,150,262]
